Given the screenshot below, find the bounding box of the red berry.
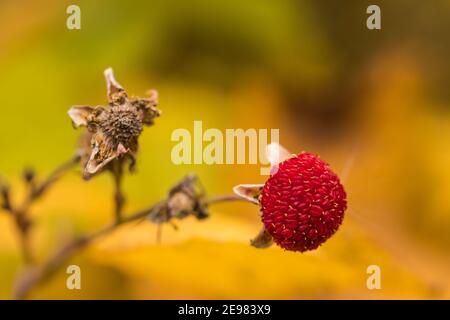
[260,152,347,252]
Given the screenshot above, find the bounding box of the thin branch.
[13,195,243,300]
[21,155,81,212]
[112,160,125,224]
[1,155,80,266]
[203,194,243,205]
[13,212,33,265]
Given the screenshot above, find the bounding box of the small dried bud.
[148,175,209,225]
[1,183,11,211]
[23,168,36,184]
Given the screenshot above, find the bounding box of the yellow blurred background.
[0,0,449,299]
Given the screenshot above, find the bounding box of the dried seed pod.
[68,68,161,179]
[148,175,209,225]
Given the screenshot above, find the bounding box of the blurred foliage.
[0,0,449,299]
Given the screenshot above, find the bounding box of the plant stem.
[15,213,33,265]
[13,195,243,299]
[112,160,125,224]
[202,194,242,205]
[3,155,80,266]
[20,155,81,213]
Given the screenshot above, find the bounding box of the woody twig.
[13,175,243,299]
[0,155,80,266]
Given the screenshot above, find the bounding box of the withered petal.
[104,68,126,103]
[85,147,118,175]
[68,106,95,128]
[250,227,273,249]
[142,106,161,126]
[266,142,294,175]
[85,133,122,175]
[126,151,137,173]
[130,92,161,126]
[232,184,264,204]
[146,89,159,106]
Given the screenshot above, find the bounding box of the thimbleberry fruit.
[260,152,347,252]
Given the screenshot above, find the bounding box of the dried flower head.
[68,68,160,179]
[233,143,347,252]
